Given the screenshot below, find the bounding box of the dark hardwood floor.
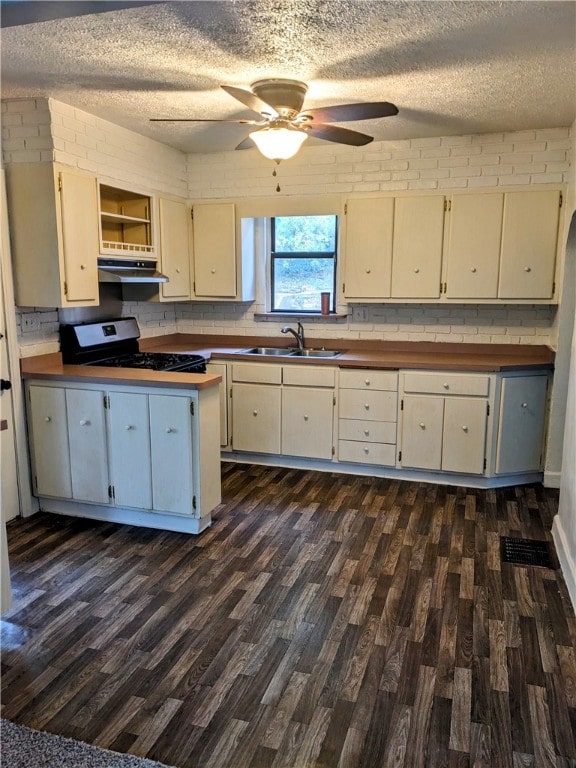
[2,463,575,767]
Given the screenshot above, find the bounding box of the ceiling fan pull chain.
[273,161,281,192]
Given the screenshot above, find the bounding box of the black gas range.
[60,318,207,374]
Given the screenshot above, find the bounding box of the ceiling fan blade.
[150,118,260,124]
[235,137,255,151]
[221,85,278,118]
[0,1,161,27]
[300,102,398,123]
[305,123,374,146]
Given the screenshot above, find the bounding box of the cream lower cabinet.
[495,374,548,474]
[206,362,229,448]
[399,372,491,475]
[28,385,108,502]
[26,380,221,526]
[338,370,398,466]
[231,363,335,459]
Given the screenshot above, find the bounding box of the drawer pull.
[364,404,370,410]
[521,402,528,408]
[414,268,420,273]
[44,416,51,423]
[443,382,449,389]
[364,429,370,436]
[365,379,370,386]
[524,266,531,273]
[420,422,426,429]
[253,410,258,416]
[462,425,468,432]
[303,415,309,421]
[364,446,369,454]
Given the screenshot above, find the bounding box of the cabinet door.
[400,395,444,470]
[107,392,152,509]
[445,193,503,298]
[59,169,100,303]
[66,388,109,503]
[28,386,72,498]
[498,191,560,299]
[193,203,237,297]
[159,197,191,300]
[149,395,194,515]
[496,376,548,474]
[232,383,281,454]
[391,196,444,298]
[343,197,393,298]
[282,388,334,460]
[442,398,487,475]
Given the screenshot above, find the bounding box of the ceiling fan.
[150,79,399,161]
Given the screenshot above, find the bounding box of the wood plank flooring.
[2,463,576,767]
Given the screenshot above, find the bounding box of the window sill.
[254,312,348,321]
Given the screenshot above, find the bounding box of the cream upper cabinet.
[445,193,503,299]
[6,163,99,307]
[498,190,561,299]
[343,197,394,298]
[158,196,192,301]
[192,202,237,297]
[391,195,445,298]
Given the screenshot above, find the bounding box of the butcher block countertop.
[143,335,555,373]
[21,337,554,383]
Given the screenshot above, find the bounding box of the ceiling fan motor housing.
[251,79,308,118]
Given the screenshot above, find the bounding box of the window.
[270,215,338,313]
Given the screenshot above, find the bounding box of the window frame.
[269,215,338,314]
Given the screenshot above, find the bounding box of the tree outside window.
[270,215,337,312]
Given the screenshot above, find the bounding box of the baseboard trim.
[544,470,562,489]
[552,515,576,612]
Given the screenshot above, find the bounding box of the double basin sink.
[241,347,342,359]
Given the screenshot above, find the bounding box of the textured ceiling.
[1,1,575,154]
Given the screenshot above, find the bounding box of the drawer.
[232,363,282,384]
[340,369,398,391]
[402,371,490,397]
[339,389,398,422]
[283,365,335,388]
[339,419,396,444]
[338,440,396,466]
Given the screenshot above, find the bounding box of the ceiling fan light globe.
[249,127,308,160]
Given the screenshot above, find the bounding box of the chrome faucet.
[281,322,305,350]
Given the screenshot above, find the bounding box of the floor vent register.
[501,536,554,569]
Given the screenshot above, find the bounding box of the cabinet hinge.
[103,395,109,409]
[444,199,451,212]
[193,281,196,293]
[192,495,197,510]
[108,484,115,499]
[58,175,63,192]
[190,208,194,220]
[400,399,404,410]
[344,203,348,215]
[559,192,563,208]
[64,281,68,296]
[333,395,336,406]
[332,446,335,456]
[552,281,556,295]
[483,458,487,472]
[486,402,490,416]
[190,400,195,416]
[443,282,447,294]
[342,282,345,293]
[398,451,402,462]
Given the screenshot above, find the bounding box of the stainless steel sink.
[291,349,342,358]
[241,347,297,356]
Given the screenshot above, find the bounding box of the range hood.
[97,257,169,284]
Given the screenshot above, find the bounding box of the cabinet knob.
[471,267,477,273]
[364,429,370,436]
[524,266,532,272]
[414,268,420,273]
[80,264,86,270]
[364,403,370,410]
[521,402,528,408]
[165,427,175,433]
[211,268,216,274]
[443,382,449,389]
[303,415,309,421]
[365,269,371,274]
[365,379,370,386]
[253,410,258,416]
[44,416,51,423]
[420,422,426,429]
[364,446,369,454]
[79,419,90,427]
[125,424,134,430]
[462,425,468,432]
[176,268,181,274]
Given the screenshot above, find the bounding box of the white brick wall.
[3,97,571,352]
